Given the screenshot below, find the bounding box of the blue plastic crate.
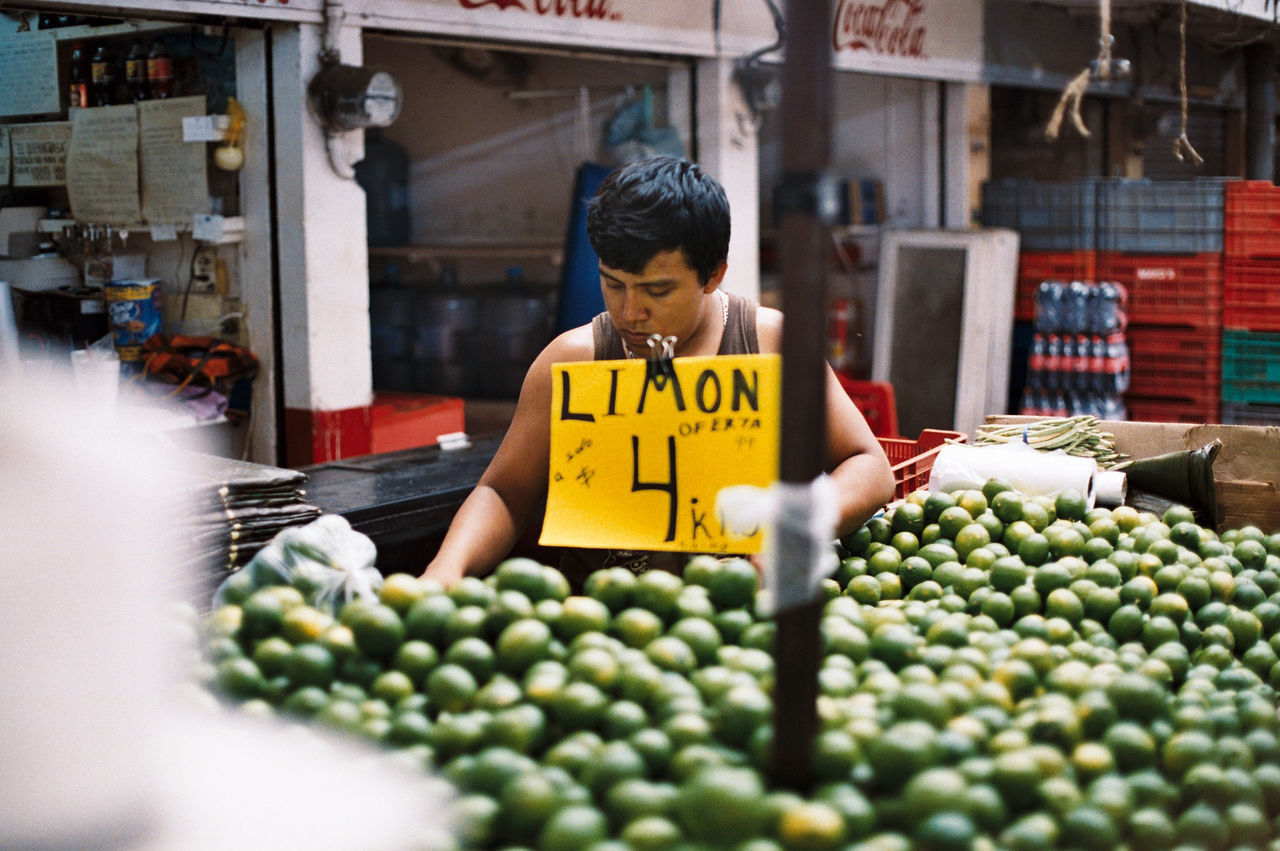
[1097,179,1227,254]
[981,179,1098,251]
[1220,401,1280,426]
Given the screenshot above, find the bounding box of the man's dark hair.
[585,156,731,285]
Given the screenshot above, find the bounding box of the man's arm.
[422,329,592,585]
[756,307,895,537]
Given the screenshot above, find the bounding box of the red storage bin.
[1097,252,1223,327]
[878,429,966,501]
[1124,397,1219,425]
[370,393,466,454]
[1225,180,1280,260]
[1125,325,1222,401]
[837,375,898,438]
[1015,250,1098,322]
[1223,260,1280,332]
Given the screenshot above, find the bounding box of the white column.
[694,57,761,302]
[272,23,372,415]
[234,28,278,465]
[943,81,977,229]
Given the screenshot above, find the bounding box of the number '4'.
[631,435,677,542]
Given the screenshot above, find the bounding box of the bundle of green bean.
[971,416,1129,468]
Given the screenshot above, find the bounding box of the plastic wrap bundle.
[928,441,1127,508]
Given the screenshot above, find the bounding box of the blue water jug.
[355,129,411,247]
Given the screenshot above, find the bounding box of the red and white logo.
[459,0,621,21]
[833,0,928,59]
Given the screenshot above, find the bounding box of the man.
[423,156,893,587]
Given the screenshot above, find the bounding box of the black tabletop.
[299,435,499,527]
[298,435,501,573]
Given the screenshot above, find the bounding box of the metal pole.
[771,0,834,791]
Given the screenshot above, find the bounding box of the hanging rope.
[1173,0,1205,164]
[1046,0,1113,141]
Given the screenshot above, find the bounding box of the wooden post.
[771,0,834,792]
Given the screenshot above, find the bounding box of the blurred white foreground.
[0,368,455,850]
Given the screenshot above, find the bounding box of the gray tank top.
[590,290,759,360]
[559,290,761,589]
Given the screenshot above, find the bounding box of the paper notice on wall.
[11,122,71,187]
[0,33,60,118]
[139,96,208,225]
[0,127,10,186]
[66,105,141,225]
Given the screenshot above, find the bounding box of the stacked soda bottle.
[1020,279,1130,419]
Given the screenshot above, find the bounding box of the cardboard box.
[986,415,1280,533]
[370,393,465,454]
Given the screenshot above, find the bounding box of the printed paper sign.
[140,96,208,225]
[0,33,60,118]
[65,105,141,225]
[541,354,779,554]
[10,122,70,187]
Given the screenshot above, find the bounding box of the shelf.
[26,20,184,44]
[369,243,564,265]
[39,215,245,245]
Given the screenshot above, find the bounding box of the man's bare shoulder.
[535,324,596,368]
[755,304,784,353]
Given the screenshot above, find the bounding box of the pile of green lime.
[188,484,1280,851]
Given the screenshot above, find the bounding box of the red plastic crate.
[1125,324,1222,400]
[1126,368,1220,404]
[1097,252,1222,327]
[1223,260,1280,332]
[1225,181,1280,260]
[1016,250,1097,322]
[837,374,898,438]
[1126,324,1222,360]
[370,392,465,454]
[1124,397,1220,425]
[878,428,965,501]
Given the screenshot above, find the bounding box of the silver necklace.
[625,290,728,359]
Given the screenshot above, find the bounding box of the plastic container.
[1221,328,1280,405]
[1015,250,1097,322]
[1124,396,1219,424]
[981,179,1098,251]
[1225,180,1280,260]
[1220,401,1280,427]
[1221,401,1280,426]
[836,375,898,438]
[369,392,465,454]
[1097,252,1223,327]
[369,284,419,392]
[1223,259,1280,332]
[877,428,966,502]
[1096,179,1227,254]
[472,268,553,399]
[414,291,479,398]
[1125,324,1221,401]
[355,129,411,247]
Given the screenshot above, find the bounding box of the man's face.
[599,249,721,358]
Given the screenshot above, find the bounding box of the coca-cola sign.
[458,0,621,22]
[833,0,928,59]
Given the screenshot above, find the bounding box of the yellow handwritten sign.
[541,354,780,554]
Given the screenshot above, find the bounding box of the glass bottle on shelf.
[67,42,89,109]
[146,41,173,100]
[89,43,115,107]
[125,39,149,102]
